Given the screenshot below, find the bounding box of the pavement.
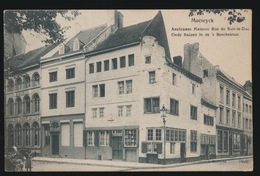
[32,155,253,169]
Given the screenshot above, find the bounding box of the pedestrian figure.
[25,150,33,172]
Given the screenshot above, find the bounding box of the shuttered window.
[74,123,83,147]
[61,123,70,146]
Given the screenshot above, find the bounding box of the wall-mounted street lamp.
[160,104,167,165]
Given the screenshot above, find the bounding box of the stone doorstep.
[32,156,253,169]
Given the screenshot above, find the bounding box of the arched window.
[16,77,22,90]
[23,95,30,114]
[32,73,40,86]
[16,97,22,114]
[7,98,14,116]
[15,123,22,146]
[32,122,40,146]
[7,79,14,92]
[32,94,40,113]
[7,124,14,148]
[23,123,30,146]
[24,75,30,88]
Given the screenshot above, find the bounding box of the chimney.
[108,10,124,32]
[243,80,252,95]
[173,56,182,67]
[183,43,200,71]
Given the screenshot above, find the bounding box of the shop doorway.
[52,134,59,155]
[180,143,186,162]
[112,137,123,160]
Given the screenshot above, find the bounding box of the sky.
[23,10,252,85]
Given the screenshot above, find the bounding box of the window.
[170,143,175,154]
[217,130,223,153]
[226,89,230,105]
[233,133,240,150]
[246,104,248,112]
[100,84,105,97]
[232,111,236,126]
[190,105,197,120]
[148,129,153,141]
[144,97,160,113]
[145,56,151,64]
[192,84,196,94]
[99,131,109,146]
[104,60,109,71]
[166,129,170,141]
[87,131,95,146]
[243,103,245,112]
[237,113,241,128]
[73,38,79,51]
[7,79,14,92]
[16,98,22,114]
[219,86,224,103]
[99,108,104,118]
[24,75,30,88]
[8,98,14,115]
[243,118,245,129]
[203,69,208,78]
[66,90,75,107]
[49,93,57,109]
[126,105,132,117]
[24,96,30,114]
[172,73,176,85]
[124,129,137,147]
[226,109,230,125]
[32,73,40,86]
[74,123,83,147]
[249,119,252,130]
[149,71,156,84]
[118,81,124,94]
[126,80,132,94]
[92,108,97,118]
[170,98,179,116]
[219,106,224,123]
[16,77,22,90]
[92,85,98,97]
[32,122,40,146]
[232,92,236,108]
[24,123,30,146]
[204,114,214,126]
[249,105,252,113]
[89,63,94,74]
[118,106,124,117]
[170,130,175,141]
[156,129,162,141]
[32,94,40,113]
[96,62,102,72]
[43,124,50,146]
[120,56,126,68]
[61,123,70,146]
[15,124,22,146]
[237,95,241,110]
[49,72,57,82]
[59,44,65,55]
[223,131,228,153]
[128,54,134,66]
[245,118,248,129]
[112,58,117,70]
[66,68,75,79]
[190,130,197,152]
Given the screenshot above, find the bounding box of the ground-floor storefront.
[5,115,41,156]
[216,126,243,158]
[41,114,85,159]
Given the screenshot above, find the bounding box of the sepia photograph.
[3,9,253,172]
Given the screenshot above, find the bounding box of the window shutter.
[94,131,99,146]
[157,143,162,154]
[83,131,87,146]
[142,142,147,153]
[109,130,113,147]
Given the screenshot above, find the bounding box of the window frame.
[120,56,126,68]
[190,105,197,120]
[128,54,135,67]
[149,71,156,84]
[66,68,75,79]
[170,98,179,116]
[66,90,75,107]
[144,97,160,114]
[49,93,57,109]
[49,71,57,82]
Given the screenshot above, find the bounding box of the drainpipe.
[84,56,89,159]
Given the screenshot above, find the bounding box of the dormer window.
[73,38,80,51]
[59,44,65,55]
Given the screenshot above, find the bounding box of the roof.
[243,80,252,88]
[201,98,218,109]
[52,24,107,57]
[8,44,56,72]
[216,68,244,90]
[90,11,171,60]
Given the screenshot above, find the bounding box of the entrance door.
[205,145,209,160]
[112,137,123,160]
[52,134,59,155]
[180,143,186,162]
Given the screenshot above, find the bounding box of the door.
[205,145,209,160]
[112,137,123,160]
[229,132,233,155]
[180,143,186,162]
[52,134,59,155]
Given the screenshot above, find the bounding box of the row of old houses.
[4,10,252,164]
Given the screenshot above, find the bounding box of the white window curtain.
[74,123,83,147]
[61,123,70,146]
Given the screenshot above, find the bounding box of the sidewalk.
[32,155,253,169]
